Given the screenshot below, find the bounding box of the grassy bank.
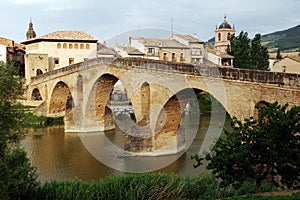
[24,112,64,127]
[25,173,295,200]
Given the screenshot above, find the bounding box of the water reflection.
[21,113,230,182]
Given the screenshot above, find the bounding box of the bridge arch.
[49,81,74,119]
[31,88,42,101]
[85,73,132,131]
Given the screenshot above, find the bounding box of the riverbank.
[25,173,300,200]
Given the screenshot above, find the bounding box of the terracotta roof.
[284,55,300,63]
[206,48,234,59]
[115,46,145,55]
[0,37,14,46]
[21,30,98,44]
[134,38,189,48]
[174,34,204,43]
[38,30,97,40]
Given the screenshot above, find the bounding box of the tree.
[228,31,251,69]
[193,102,300,193]
[250,34,269,70]
[0,61,38,199]
[276,49,282,60]
[227,32,269,70]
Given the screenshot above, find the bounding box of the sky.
[1,0,300,46]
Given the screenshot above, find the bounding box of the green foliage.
[31,172,285,199]
[0,61,39,199]
[228,32,269,70]
[276,49,282,59]
[0,61,25,156]
[0,148,39,199]
[24,112,64,127]
[251,34,269,70]
[228,191,300,200]
[262,25,300,50]
[196,102,300,193]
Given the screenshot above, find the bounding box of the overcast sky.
[1,0,299,46]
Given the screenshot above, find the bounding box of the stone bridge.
[26,57,300,155]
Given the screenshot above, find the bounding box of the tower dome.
[26,19,36,40]
[218,15,232,29]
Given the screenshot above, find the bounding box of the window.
[63,43,67,49]
[80,44,84,49]
[192,47,201,55]
[36,69,43,75]
[69,58,74,65]
[218,33,221,41]
[172,53,176,62]
[69,44,73,49]
[180,53,184,61]
[57,43,61,49]
[75,43,79,49]
[227,33,231,40]
[148,48,155,56]
[54,58,59,65]
[163,52,168,61]
[86,44,90,49]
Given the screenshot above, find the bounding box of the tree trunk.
[256,178,262,193]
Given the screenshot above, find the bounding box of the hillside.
[262,24,300,51]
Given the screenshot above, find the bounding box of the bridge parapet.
[30,57,115,84]
[112,57,299,88]
[30,57,299,88]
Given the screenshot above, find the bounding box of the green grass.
[27,173,291,200]
[24,112,64,127]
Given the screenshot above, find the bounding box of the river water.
[21,112,230,182]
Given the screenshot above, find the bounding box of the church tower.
[214,15,235,53]
[26,19,36,40]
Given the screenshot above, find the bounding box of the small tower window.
[63,43,67,49]
[227,33,231,40]
[80,44,84,49]
[75,43,79,49]
[57,43,61,49]
[218,33,221,41]
[54,58,60,65]
[86,44,90,49]
[69,44,73,49]
[69,58,74,65]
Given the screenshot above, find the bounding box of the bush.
[0,148,39,200]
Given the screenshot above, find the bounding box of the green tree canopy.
[0,61,38,199]
[193,102,300,193]
[227,32,269,70]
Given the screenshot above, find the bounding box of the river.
[21,112,230,182]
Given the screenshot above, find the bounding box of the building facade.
[272,55,300,74]
[171,33,204,64]
[21,20,98,83]
[202,16,235,67]
[0,37,26,76]
[119,37,191,63]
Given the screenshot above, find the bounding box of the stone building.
[203,16,235,67]
[118,37,191,63]
[171,33,204,64]
[272,55,300,74]
[21,20,98,83]
[0,37,26,76]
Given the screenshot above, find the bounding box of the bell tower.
[26,19,36,40]
[214,15,235,53]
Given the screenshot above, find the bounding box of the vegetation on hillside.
[262,25,300,51]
